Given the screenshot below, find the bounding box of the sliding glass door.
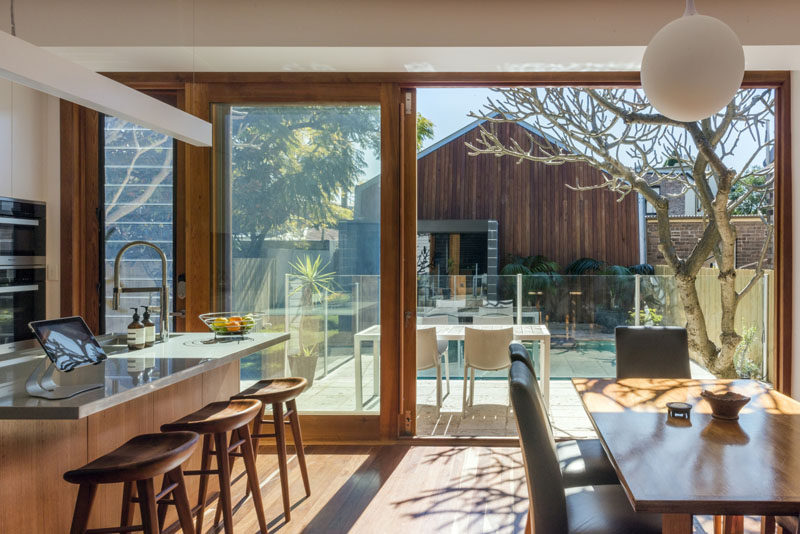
[213,103,382,414]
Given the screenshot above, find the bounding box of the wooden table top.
[573,378,800,516]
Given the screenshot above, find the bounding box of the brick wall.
[646,217,774,269]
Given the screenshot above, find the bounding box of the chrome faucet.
[112,241,170,342]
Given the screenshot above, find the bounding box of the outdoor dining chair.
[509,359,662,533]
[463,326,513,412]
[417,327,450,412]
[615,326,691,379]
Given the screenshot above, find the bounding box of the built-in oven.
[0,267,46,350]
[0,197,46,267]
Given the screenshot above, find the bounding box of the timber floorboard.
[198,444,527,534]
[195,444,764,534]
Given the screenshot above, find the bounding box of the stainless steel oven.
[0,267,46,350]
[0,197,46,267]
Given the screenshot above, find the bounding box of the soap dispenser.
[127,307,145,350]
[141,306,156,347]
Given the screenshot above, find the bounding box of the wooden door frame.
[396,71,793,427]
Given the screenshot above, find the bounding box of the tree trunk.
[674,273,718,371]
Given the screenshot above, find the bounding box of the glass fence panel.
[416,273,773,382]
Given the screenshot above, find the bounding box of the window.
[646,186,659,215]
[101,116,176,335]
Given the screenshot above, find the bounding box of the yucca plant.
[288,255,337,356]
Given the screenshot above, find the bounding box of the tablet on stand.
[26,317,106,400]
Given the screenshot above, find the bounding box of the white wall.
[0,80,60,318]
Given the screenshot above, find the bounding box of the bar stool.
[232,377,310,522]
[160,399,267,534]
[63,431,199,534]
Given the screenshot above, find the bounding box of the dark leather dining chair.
[615,326,692,379]
[509,360,662,533]
[509,343,618,487]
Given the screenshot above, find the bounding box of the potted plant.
[287,255,337,386]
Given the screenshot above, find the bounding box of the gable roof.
[416,111,568,159]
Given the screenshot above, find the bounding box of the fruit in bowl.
[200,312,266,336]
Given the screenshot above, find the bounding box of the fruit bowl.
[199,312,267,337]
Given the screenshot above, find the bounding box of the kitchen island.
[0,332,289,533]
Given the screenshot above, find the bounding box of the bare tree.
[466,88,774,377]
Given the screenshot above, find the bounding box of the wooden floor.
[197,444,768,534]
[202,444,528,534]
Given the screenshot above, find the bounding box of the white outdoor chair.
[463,326,514,412]
[417,327,450,411]
[473,315,514,325]
[418,315,451,354]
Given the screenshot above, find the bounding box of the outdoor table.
[353,324,551,411]
[573,378,800,534]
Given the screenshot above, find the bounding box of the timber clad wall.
[416,121,639,267]
[646,217,774,269]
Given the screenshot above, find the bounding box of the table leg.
[760,516,776,534]
[354,336,363,411]
[722,516,744,534]
[373,339,380,398]
[541,337,550,411]
[662,514,693,534]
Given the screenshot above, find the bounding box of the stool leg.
[214,431,235,533]
[213,431,239,528]
[240,424,269,534]
[243,407,264,499]
[157,474,171,530]
[287,399,310,496]
[120,481,135,527]
[136,478,159,534]
[274,402,292,521]
[195,433,212,534]
[69,483,97,534]
[169,467,195,534]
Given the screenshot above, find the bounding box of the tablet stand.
[25,357,103,400]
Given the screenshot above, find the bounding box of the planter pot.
[288,354,319,387]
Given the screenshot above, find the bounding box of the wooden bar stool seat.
[232,377,310,522]
[161,399,267,534]
[63,431,199,534]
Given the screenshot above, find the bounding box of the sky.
[359,87,773,183]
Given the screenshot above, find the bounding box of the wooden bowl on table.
[700,389,750,420]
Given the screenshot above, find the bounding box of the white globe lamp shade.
[641,7,744,122]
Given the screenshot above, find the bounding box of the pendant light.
[0,0,211,146]
[641,0,744,122]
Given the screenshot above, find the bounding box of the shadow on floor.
[301,445,411,533]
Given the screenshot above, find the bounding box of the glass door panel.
[214,104,381,413]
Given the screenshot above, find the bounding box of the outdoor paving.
[243,341,715,439]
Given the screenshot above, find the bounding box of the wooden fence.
[653,265,775,381]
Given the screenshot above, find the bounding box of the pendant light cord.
[684,0,697,16]
[10,0,16,36]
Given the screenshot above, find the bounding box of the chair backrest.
[416,327,440,370]
[509,360,568,533]
[473,315,514,325]
[615,326,692,379]
[464,327,513,370]
[418,315,450,325]
[509,342,535,375]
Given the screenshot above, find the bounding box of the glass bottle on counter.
[127,308,145,350]
[141,306,156,347]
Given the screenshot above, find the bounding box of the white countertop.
[0,332,289,419]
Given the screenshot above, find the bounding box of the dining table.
[353,324,550,411]
[573,378,800,534]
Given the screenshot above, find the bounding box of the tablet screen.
[29,317,107,372]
